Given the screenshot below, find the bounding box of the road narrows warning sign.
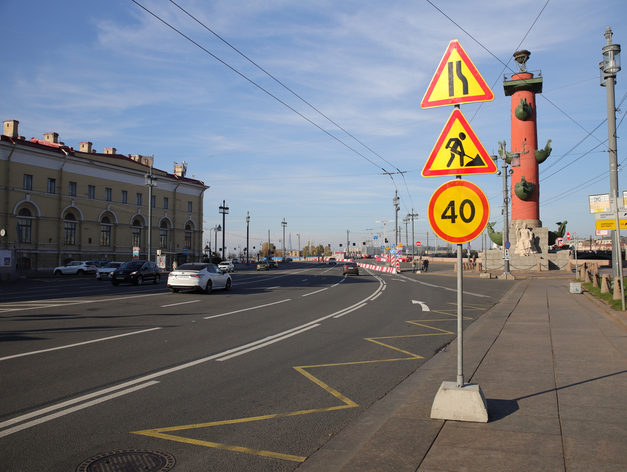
[422,108,497,177]
[421,39,494,108]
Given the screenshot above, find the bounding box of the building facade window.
[23,174,33,191]
[64,213,77,245]
[69,181,77,197]
[88,185,96,199]
[17,208,32,244]
[121,190,128,204]
[188,201,193,213]
[105,188,112,202]
[136,193,143,206]
[47,178,56,194]
[163,197,169,210]
[132,219,142,248]
[159,221,168,248]
[152,195,156,208]
[185,224,192,249]
[100,216,112,246]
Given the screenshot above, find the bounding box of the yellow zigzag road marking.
[131,305,484,462]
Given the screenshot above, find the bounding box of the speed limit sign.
[428,180,490,244]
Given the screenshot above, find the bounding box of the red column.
[509,72,540,225]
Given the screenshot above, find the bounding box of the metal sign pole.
[457,242,464,387]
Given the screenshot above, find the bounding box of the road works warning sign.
[422,108,497,177]
[421,39,494,108]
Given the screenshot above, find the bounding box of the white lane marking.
[161,299,201,308]
[412,300,430,311]
[267,286,281,290]
[0,328,163,362]
[394,273,490,298]
[216,324,321,361]
[332,303,367,319]
[1,271,385,436]
[0,381,159,438]
[203,299,291,320]
[302,287,329,297]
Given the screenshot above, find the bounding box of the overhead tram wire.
[131,0,390,175]
[169,0,416,211]
[169,0,404,177]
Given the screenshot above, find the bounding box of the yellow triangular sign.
[421,40,494,108]
[422,109,497,177]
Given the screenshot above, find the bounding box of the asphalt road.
[0,262,515,471]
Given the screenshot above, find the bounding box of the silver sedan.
[167,262,232,293]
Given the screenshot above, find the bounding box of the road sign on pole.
[422,109,497,177]
[421,39,494,109]
[428,180,490,244]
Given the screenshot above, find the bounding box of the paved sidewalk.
[298,277,627,471]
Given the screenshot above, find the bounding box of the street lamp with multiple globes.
[600,26,623,305]
[212,225,221,263]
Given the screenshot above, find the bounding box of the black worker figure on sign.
[445,132,467,167]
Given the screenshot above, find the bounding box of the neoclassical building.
[0,120,208,272]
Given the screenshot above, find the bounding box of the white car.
[218,261,235,273]
[53,261,98,276]
[168,263,232,293]
[96,261,122,280]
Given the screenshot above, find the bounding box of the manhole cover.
[76,449,175,472]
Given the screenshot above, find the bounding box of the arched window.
[132,219,142,248]
[159,221,169,249]
[64,212,77,245]
[100,216,112,246]
[185,224,192,249]
[18,208,32,243]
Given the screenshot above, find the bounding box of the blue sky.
[3,0,626,254]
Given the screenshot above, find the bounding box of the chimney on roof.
[44,132,59,144]
[80,142,92,153]
[131,154,154,167]
[174,161,187,177]
[104,147,117,155]
[3,120,19,138]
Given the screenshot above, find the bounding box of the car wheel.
[170,287,179,293]
[225,279,232,291]
[153,274,160,284]
[112,281,119,286]
[77,269,84,275]
[135,275,143,286]
[54,270,62,276]
[204,281,212,294]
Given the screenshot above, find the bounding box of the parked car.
[268,259,278,268]
[111,260,161,286]
[86,259,109,268]
[168,262,232,293]
[257,261,270,271]
[218,261,235,273]
[96,261,122,280]
[328,257,337,265]
[53,261,98,276]
[343,261,360,276]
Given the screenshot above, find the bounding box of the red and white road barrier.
[356,263,396,274]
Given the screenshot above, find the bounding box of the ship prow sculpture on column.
[484,50,570,272]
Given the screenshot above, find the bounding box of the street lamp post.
[296,233,300,260]
[393,190,400,246]
[145,166,157,261]
[408,209,418,257]
[281,219,287,262]
[600,27,624,307]
[213,225,221,263]
[246,212,250,264]
[491,147,520,277]
[219,200,229,260]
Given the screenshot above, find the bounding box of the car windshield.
[177,263,208,271]
[119,261,144,270]
[104,262,121,268]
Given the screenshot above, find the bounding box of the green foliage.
[581,278,627,311]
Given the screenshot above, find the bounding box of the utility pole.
[408,209,419,257]
[281,219,287,262]
[246,212,250,264]
[145,165,157,262]
[393,190,400,246]
[346,230,350,257]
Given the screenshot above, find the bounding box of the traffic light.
[385,238,388,243]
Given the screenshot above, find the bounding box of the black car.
[111,260,161,286]
[343,261,359,276]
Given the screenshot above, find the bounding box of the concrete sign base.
[430,381,488,423]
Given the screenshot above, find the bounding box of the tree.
[260,242,276,258]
